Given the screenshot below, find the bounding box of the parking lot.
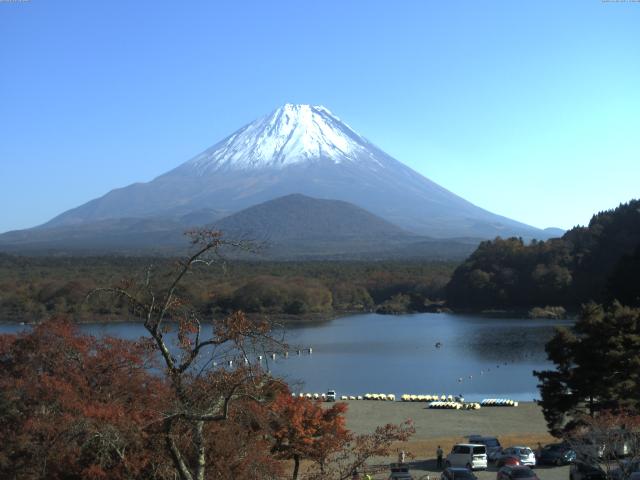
[392,459,570,480]
[341,400,565,479]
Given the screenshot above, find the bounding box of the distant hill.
[0,213,225,256]
[446,199,640,308]
[0,194,479,260]
[543,227,565,237]
[214,193,408,241]
[212,194,478,260]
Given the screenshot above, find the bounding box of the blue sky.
[1,0,638,233]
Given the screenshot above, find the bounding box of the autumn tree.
[0,317,169,479]
[269,393,415,480]
[270,393,350,479]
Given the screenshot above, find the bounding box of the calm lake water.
[0,313,571,401]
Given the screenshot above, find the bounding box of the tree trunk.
[292,453,300,480]
[165,419,194,480]
[194,421,206,480]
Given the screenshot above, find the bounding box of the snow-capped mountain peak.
[184,103,380,173]
[34,102,551,241]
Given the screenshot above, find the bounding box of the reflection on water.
[0,313,571,400]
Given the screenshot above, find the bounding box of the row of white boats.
[428,401,481,410]
[400,394,462,402]
[480,398,519,407]
[292,392,397,401]
[290,392,520,408]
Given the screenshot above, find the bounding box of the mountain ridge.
[18,103,553,241]
[0,194,478,260]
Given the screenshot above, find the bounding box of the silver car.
[498,447,536,467]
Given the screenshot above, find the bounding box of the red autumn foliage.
[0,317,286,480]
[269,392,415,480]
[270,393,350,479]
[0,317,168,479]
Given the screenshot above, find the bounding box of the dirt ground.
[340,401,568,480]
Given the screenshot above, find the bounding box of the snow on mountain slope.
[185,104,382,173]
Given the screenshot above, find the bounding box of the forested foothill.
[0,255,456,323]
[446,199,640,311]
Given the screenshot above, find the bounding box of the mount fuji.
[1,104,554,254]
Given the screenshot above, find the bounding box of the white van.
[446,444,488,470]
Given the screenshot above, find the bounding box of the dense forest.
[4,199,638,322]
[0,255,456,323]
[446,199,640,310]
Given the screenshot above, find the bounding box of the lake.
[0,312,570,401]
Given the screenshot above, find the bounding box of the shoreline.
[0,307,577,326]
[0,310,355,326]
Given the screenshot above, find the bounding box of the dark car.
[389,463,414,480]
[570,462,607,480]
[497,466,539,480]
[441,467,478,480]
[537,443,576,466]
[610,459,640,480]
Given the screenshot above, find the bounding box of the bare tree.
[92,230,285,480]
[566,411,640,480]
[306,421,416,480]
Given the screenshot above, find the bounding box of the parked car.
[622,460,640,474]
[570,462,606,480]
[389,463,413,480]
[468,435,503,462]
[441,467,478,480]
[446,444,488,471]
[496,456,522,468]
[573,432,634,460]
[326,390,336,401]
[536,442,576,466]
[497,447,536,467]
[497,466,539,480]
[610,459,640,480]
[574,437,606,460]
